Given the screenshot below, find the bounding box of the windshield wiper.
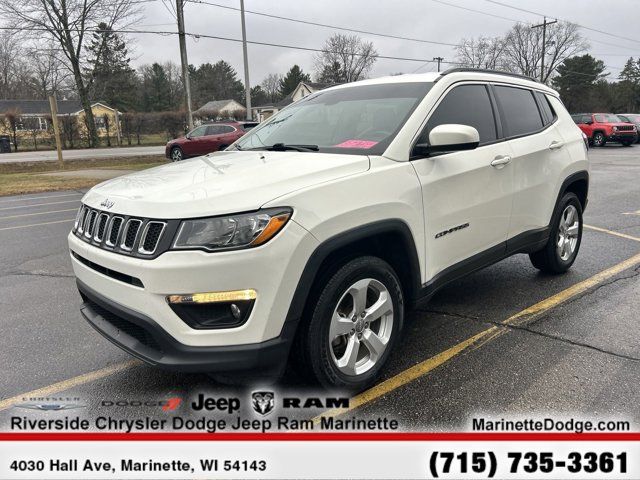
[246,143,319,152]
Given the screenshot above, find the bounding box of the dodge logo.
[100,198,115,209]
[251,391,275,416]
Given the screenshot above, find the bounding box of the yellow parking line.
[585,224,640,243]
[314,250,640,422]
[0,360,141,411]
[0,219,74,231]
[0,208,78,220]
[0,200,80,211]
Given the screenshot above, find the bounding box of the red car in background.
[571,113,637,147]
[165,121,258,161]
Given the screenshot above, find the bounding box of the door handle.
[490,155,511,169]
[549,140,564,150]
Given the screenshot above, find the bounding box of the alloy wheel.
[328,278,394,376]
[557,204,580,261]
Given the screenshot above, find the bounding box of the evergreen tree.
[86,22,138,110]
[316,61,344,84]
[552,55,607,112]
[139,63,173,111]
[618,57,640,111]
[250,85,268,107]
[279,65,310,97]
[191,61,245,107]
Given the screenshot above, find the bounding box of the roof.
[194,100,245,115]
[0,100,113,115]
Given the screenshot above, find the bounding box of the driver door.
[411,83,514,281]
[184,125,209,156]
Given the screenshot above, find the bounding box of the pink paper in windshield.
[334,139,379,149]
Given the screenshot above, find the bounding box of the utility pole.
[532,16,557,82]
[240,0,252,120]
[176,0,194,131]
[433,56,444,72]
[48,94,63,168]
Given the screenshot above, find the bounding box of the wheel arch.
[558,170,589,212]
[284,220,422,327]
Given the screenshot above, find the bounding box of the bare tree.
[2,109,21,151]
[503,22,587,83]
[0,32,26,98]
[456,36,507,70]
[261,73,283,103]
[0,0,140,146]
[314,34,377,83]
[28,44,69,98]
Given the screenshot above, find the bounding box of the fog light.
[230,303,241,319]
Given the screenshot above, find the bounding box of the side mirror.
[186,133,192,140]
[413,124,480,157]
[584,120,593,125]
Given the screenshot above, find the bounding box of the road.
[0,145,164,163]
[0,145,639,430]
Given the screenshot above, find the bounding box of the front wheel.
[592,132,606,147]
[293,256,404,390]
[170,146,184,161]
[621,140,633,147]
[529,192,583,274]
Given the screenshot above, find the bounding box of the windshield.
[595,114,623,123]
[620,114,640,122]
[235,82,433,155]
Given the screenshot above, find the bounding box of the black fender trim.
[556,170,589,211]
[283,219,422,326]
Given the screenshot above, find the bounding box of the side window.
[419,84,497,145]
[581,115,592,124]
[206,125,223,135]
[190,126,208,137]
[571,115,581,125]
[535,92,556,125]
[219,125,235,134]
[494,86,544,137]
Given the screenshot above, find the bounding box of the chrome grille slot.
[84,210,97,238]
[138,222,166,255]
[618,125,634,131]
[77,207,89,234]
[74,206,85,232]
[94,213,109,242]
[121,219,142,251]
[106,216,124,247]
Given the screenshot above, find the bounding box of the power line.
[482,0,640,46]
[187,0,459,48]
[428,0,520,22]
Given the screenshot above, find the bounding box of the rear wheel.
[218,144,229,151]
[170,146,184,161]
[529,192,583,274]
[592,132,606,147]
[293,256,404,391]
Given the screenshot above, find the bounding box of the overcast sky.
[131,0,640,85]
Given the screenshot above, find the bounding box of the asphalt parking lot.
[1,145,639,429]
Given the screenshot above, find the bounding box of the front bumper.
[606,133,637,143]
[78,280,296,372]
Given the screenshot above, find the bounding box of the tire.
[592,132,606,147]
[292,256,404,391]
[621,140,633,147]
[219,144,229,151]
[170,146,183,161]
[529,192,583,274]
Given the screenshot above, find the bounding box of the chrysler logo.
[100,198,115,209]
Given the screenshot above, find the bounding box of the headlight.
[172,208,292,251]
[613,126,618,131]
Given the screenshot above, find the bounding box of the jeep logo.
[100,198,115,209]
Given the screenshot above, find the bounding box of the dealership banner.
[1,433,640,479]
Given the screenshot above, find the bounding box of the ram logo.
[251,391,275,416]
[435,223,469,239]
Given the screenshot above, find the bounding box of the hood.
[82,150,370,218]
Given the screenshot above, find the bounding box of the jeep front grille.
[72,204,172,259]
[618,125,635,131]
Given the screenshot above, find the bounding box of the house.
[0,100,120,140]
[193,99,246,120]
[252,81,334,122]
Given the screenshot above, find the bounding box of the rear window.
[535,92,556,125]
[494,86,544,137]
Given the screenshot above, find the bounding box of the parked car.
[617,114,640,143]
[70,69,588,390]
[571,113,637,147]
[165,121,259,161]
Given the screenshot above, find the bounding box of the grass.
[0,155,167,197]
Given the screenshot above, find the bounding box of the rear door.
[493,85,571,240]
[411,83,514,280]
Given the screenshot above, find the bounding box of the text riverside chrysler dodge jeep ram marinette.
[69,69,589,390]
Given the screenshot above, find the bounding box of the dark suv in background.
[165,121,259,161]
[571,113,637,147]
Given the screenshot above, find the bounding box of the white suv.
[69,69,588,390]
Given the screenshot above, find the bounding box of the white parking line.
[0,219,74,231]
[0,199,80,211]
[0,208,79,220]
[0,192,83,204]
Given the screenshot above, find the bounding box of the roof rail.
[438,67,539,83]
